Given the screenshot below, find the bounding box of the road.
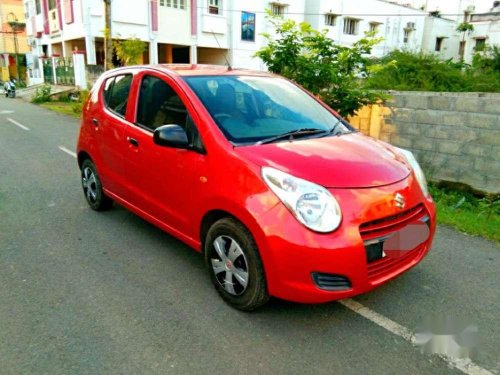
[0,96,498,375]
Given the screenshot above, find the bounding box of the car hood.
[235,133,411,188]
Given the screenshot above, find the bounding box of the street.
[0,96,498,375]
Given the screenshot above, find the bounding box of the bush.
[256,15,385,117]
[31,84,52,103]
[365,50,500,92]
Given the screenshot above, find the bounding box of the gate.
[42,59,54,84]
[42,57,75,85]
[55,58,75,85]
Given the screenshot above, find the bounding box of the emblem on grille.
[394,193,406,209]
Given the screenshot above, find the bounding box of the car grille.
[312,272,352,291]
[360,204,429,283]
[360,203,426,240]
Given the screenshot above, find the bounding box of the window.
[343,18,359,35]
[325,14,337,26]
[403,29,411,43]
[435,37,445,51]
[270,3,286,17]
[369,22,380,33]
[241,12,256,41]
[184,76,351,145]
[35,0,41,14]
[103,74,133,117]
[136,75,203,149]
[48,0,56,10]
[208,0,221,15]
[475,38,486,51]
[159,0,185,10]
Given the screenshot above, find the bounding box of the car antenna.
[211,29,232,71]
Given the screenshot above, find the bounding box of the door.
[122,72,206,237]
[94,73,134,198]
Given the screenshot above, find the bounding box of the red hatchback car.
[77,64,436,310]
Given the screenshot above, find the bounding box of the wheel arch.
[77,151,92,169]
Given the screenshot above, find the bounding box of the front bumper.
[253,174,436,304]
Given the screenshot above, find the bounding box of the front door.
[122,72,206,238]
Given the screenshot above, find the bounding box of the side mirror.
[153,124,189,149]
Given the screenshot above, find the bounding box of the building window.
[208,0,221,15]
[270,3,286,17]
[475,38,486,51]
[325,14,337,26]
[159,0,186,10]
[343,18,359,35]
[435,37,445,51]
[369,22,381,33]
[48,0,56,10]
[35,0,41,14]
[403,29,411,43]
[241,12,256,42]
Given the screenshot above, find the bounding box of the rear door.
[122,71,207,237]
[94,73,134,198]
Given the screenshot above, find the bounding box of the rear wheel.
[204,218,269,311]
[81,159,113,211]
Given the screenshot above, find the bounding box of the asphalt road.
[0,96,498,375]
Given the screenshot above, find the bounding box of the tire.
[204,217,269,311]
[81,159,113,211]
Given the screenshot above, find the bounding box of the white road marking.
[0,110,14,114]
[339,299,493,375]
[58,145,77,158]
[7,118,29,131]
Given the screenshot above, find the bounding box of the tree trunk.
[104,0,112,70]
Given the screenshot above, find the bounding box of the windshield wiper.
[256,128,327,145]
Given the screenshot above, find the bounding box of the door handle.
[92,118,99,126]
[127,137,139,147]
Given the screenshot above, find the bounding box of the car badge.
[394,193,406,209]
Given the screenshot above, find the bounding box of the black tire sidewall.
[81,159,109,211]
[204,218,268,311]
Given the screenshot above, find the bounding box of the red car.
[77,65,436,310]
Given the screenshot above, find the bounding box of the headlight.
[261,167,342,233]
[396,147,429,197]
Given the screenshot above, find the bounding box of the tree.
[113,38,147,66]
[255,15,384,117]
[103,0,113,70]
[457,22,474,42]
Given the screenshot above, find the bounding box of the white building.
[24,0,496,86]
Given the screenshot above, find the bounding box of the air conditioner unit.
[406,22,416,30]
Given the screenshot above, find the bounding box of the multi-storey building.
[1,0,30,82]
[23,0,495,86]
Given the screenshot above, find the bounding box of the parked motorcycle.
[4,79,16,98]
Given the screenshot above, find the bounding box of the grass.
[429,184,500,243]
[39,101,82,118]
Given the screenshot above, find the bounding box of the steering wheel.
[214,113,232,122]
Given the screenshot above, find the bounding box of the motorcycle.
[4,79,16,98]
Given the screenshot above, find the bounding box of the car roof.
[106,64,274,78]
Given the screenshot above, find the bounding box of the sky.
[394,0,496,13]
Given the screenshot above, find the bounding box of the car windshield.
[183,75,352,145]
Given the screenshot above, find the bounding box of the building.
[462,1,500,63]
[0,0,29,83]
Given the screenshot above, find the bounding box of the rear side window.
[103,74,133,117]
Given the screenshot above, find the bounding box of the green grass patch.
[429,184,499,243]
[39,101,82,118]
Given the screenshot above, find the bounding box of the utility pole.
[104,0,112,70]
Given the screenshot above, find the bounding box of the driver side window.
[136,75,204,151]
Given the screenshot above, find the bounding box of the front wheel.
[204,218,269,311]
[81,159,113,211]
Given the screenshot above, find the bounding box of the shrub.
[365,50,500,93]
[31,84,52,103]
[256,15,385,117]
